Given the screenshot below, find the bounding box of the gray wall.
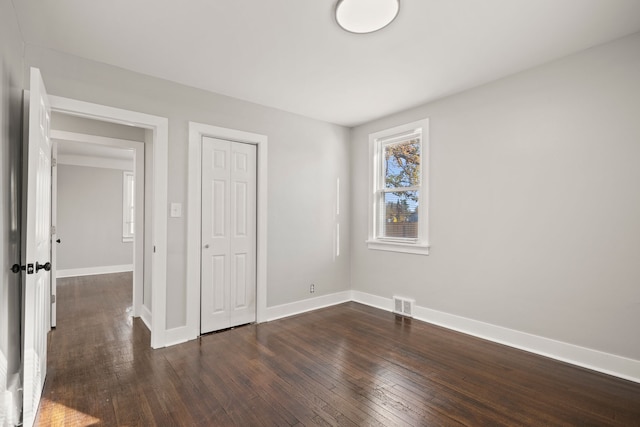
[56,165,133,270]
[350,32,640,361]
[24,44,352,329]
[0,0,23,424]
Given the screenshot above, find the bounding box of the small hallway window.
[122,171,134,242]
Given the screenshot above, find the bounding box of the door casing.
[48,92,169,349]
[187,122,268,340]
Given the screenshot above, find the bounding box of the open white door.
[22,67,52,427]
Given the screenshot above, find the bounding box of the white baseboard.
[0,350,5,426]
[56,264,133,278]
[160,292,353,348]
[140,305,152,331]
[351,291,640,384]
[265,291,352,322]
[351,290,394,312]
[0,373,21,427]
[156,288,639,383]
[165,325,194,348]
[161,291,353,348]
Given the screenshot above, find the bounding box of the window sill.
[366,239,430,255]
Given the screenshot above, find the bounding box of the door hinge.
[51,225,56,235]
[52,158,57,167]
[51,294,56,303]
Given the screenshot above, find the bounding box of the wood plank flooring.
[36,273,640,426]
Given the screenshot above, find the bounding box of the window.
[367,119,429,255]
[122,171,135,242]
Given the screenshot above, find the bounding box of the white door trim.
[187,122,268,340]
[50,130,145,321]
[49,95,169,349]
[51,139,58,328]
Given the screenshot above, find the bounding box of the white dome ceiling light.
[335,0,400,34]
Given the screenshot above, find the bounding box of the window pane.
[384,139,420,189]
[378,191,419,239]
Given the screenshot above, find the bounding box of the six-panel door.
[201,137,257,333]
[22,67,52,427]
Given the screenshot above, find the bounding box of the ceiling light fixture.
[335,0,400,34]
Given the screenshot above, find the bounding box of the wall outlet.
[310,283,315,293]
[170,202,182,218]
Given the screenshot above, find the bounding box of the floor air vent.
[393,296,415,317]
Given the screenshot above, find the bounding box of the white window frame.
[367,118,430,255]
[122,170,135,242]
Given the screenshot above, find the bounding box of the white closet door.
[201,137,256,333]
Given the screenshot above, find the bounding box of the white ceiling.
[13,0,640,127]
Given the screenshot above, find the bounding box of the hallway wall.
[56,165,133,272]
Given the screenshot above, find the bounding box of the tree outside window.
[368,118,429,255]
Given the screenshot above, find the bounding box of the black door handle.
[56,238,61,243]
[36,262,51,272]
[11,264,25,274]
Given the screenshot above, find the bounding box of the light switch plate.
[170,202,182,218]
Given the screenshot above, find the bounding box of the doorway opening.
[48,93,169,349]
[50,123,146,328]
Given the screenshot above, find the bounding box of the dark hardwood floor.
[36,273,640,426]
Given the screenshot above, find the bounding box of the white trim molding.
[51,130,137,172]
[49,95,168,349]
[164,326,193,347]
[366,240,430,255]
[150,280,640,384]
[0,351,7,425]
[265,291,352,322]
[351,291,640,384]
[56,264,134,278]
[1,372,21,427]
[56,154,133,171]
[187,122,268,341]
[163,290,352,345]
[140,305,152,331]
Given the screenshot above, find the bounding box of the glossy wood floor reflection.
[37,273,640,426]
